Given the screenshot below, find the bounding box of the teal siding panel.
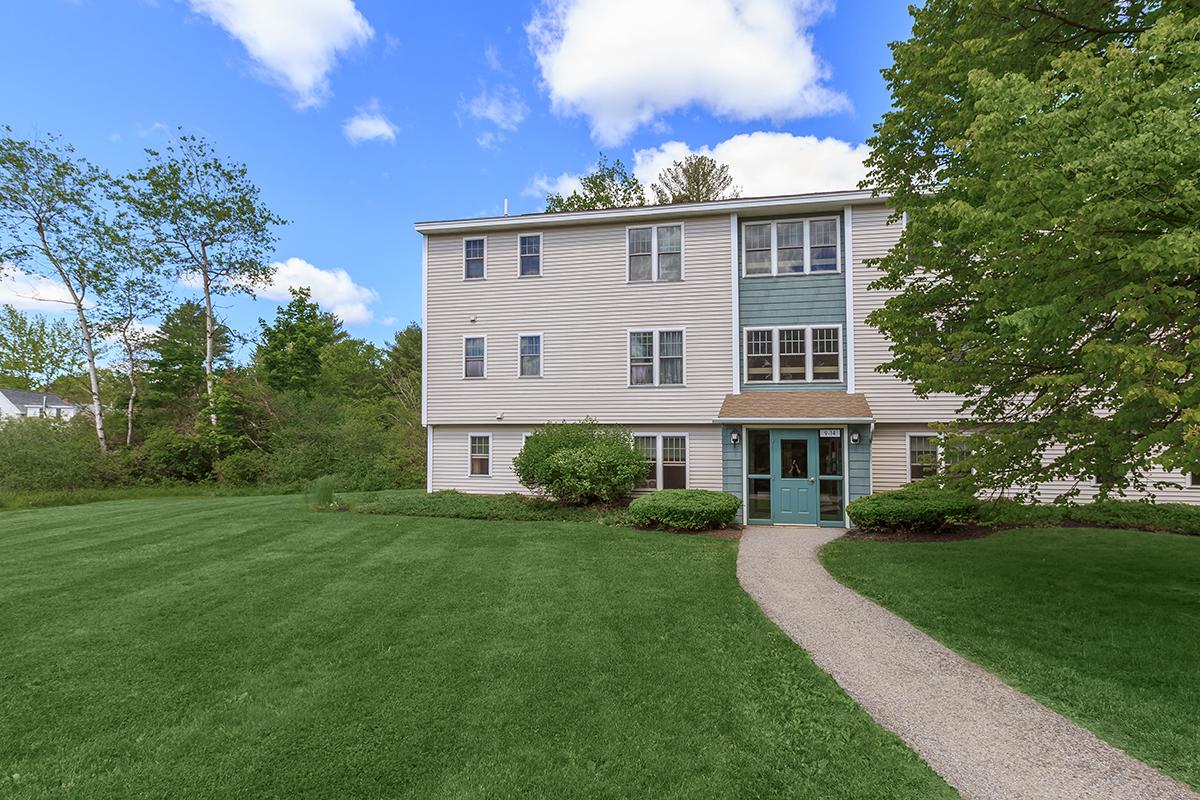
[722,425,742,498]
[848,424,871,502]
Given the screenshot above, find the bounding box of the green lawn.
[1,496,952,799]
[822,528,1200,790]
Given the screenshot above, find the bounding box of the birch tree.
[0,129,126,450]
[127,134,285,429]
[96,269,170,446]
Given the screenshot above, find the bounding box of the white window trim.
[463,236,487,280]
[516,332,543,378]
[463,334,487,380]
[741,216,841,277]
[906,432,941,481]
[467,432,492,478]
[625,222,686,283]
[626,328,687,387]
[517,232,543,278]
[631,432,689,490]
[742,325,843,384]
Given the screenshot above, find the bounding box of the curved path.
[737,526,1198,800]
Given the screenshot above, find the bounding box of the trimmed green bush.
[514,420,645,504]
[846,487,980,535]
[628,489,742,531]
[354,490,608,523]
[978,498,1200,535]
[214,450,269,485]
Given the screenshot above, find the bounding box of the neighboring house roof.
[413,189,885,234]
[0,387,77,408]
[716,391,874,423]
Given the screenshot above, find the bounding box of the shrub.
[541,440,647,504]
[214,450,269,485]
[140,429,216,482]
[628,489,742,531]
[354,490,607,523]
[514,420,645,504]
[846,487,980,535]
[307,475,338,509]
[0,417,104,491]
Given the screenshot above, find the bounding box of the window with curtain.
[519,334,541,377]
[464,337,485,378]
[634,435,657,489]
[629,331,654,385]
[629,330,684,385]
[469,435,490,476]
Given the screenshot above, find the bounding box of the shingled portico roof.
[715,392,874,423]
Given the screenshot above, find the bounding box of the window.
[742,217,840,276]
[635,435,658,489]
[635,434,687,489]
[810,219,839,271]
[908,435,938,481]
[518,234,541,277]
[464,237,486,279]
[1191,473,1199,488]
[744,223,772,275]
[629,329,685,386]
[628,224,684,282]
[811,327,841,381]
[469,435,491,476]
[464,336,486,378]
[819,430,844,523]
[747,429,771,521]
[777,221,805,273]
[743,327,841,383]
[518,334,542,377]
[746,330,773,382]
[778,329,806,381]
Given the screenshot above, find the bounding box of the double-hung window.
[634,434,687,489]
[628,224,683,282]
[519,234,541,277]
[908,435,938,481]
[464,237,486,279]
[742,217,840,275]
[469,434,491,476]
[629,329,684,386]
[743,327,840,382]
[518,333,542,377]
[1191,472,1199,488]
[464,336,486,378]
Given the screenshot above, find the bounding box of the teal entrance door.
[770,430,819,525]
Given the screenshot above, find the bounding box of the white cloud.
[0,266,79,312]
[261,257,379,325]
[187,0,373,108]
[522,170,584,199]
[484,44,502,71]
[342,99,397,144]
[527,0,848,145]
[633,132,870,197]
[464,85,528,148]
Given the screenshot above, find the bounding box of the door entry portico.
[771,430,820,525]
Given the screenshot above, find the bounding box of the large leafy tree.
[256,286,343,394]
[651,154,741,204]
[865,3,1200,498]
[127,133,285,429]
[544,154,645,212]
[0,129,136,450]
[0,304,81,391]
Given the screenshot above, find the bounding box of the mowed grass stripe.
[2,498,955,799]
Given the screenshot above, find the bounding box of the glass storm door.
[771,430,819,524]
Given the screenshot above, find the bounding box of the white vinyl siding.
[426,216,730,426]
[851,204,962,421]
[430,425,722,494]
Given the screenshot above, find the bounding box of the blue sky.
[0,0,911,347]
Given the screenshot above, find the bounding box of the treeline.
[0,127,422,493]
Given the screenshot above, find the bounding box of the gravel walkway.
[737,526,1198,800]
